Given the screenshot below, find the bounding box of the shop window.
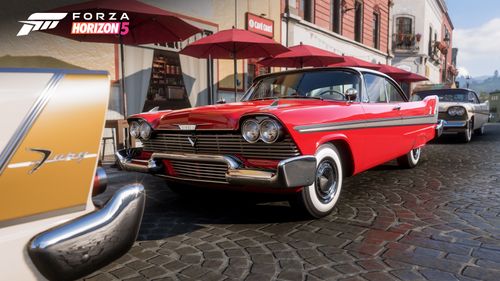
[354,1,363,43]
[332,0,342,34]
[373,12,380,49]
[300,0,314,23]
[143,50,190,111]
[247,60,270,89]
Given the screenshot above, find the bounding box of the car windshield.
[244,70,361,101]
[412,89,469,102]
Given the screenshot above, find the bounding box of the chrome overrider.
[436,119,445,137]
[116,148,317,188]
[28,184,145,281]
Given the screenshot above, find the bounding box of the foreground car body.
[118,67,440,217]
[413,88,489,142]
[0,69,145,280]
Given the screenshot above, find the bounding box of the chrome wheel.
[410,148,421,163]
[314,159,338,204]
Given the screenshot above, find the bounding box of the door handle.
[392,105,401,110]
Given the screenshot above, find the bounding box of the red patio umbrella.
[373,64,410,76]
[180,28,289,98]
[257,43,344,68]
[45,0,201,116]
[328,56,379,69]
[392,72,428,82]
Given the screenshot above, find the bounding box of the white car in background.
[412,88,490,142]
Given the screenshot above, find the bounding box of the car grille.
[141,132,300,160]
[169,159,228,184]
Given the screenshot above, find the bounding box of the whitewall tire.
[290,144,343,218]
[397,147,421,169]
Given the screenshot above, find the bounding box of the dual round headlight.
[448,106,466,116]
[241,118,283,143]
[130,121,152,140]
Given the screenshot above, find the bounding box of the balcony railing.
[392,33,420,52]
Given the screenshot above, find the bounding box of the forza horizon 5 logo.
[17,12,130,36]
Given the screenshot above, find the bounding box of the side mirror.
[468,99,475,103]
[345,88,358,102]
[216,98,226,104]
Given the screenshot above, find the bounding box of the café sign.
[246,12,274,38]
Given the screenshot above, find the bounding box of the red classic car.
[117,67,443,217]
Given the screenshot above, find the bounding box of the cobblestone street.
[86,124,500,281]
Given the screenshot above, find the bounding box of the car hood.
[438,102,473,112]
[130,99,336,130]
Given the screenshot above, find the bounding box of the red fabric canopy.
[47,0,201,44]
[392,72,428,82]
[373,64,410,76]
[257,43,344,68]
[328,56,379,69]
[179,28,289,59]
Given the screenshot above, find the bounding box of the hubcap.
[411,148,421,161]
[314,160,338,204]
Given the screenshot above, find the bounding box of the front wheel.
[289,144,343,218]
[397,147,421,169]
[459,121,473,143]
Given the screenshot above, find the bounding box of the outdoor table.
[105,119,135,150]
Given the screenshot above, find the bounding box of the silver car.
[412,89,489,142]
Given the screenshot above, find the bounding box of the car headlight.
[448,106,466,116]
[139,122,152,140]
[130,121,140,138]
[241,119,260,143]
[259,119,283,143]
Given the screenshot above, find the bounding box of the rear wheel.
[474,123,485,136]
[289,144,343,218]
[459,120,473,143]
[397,147,421,169]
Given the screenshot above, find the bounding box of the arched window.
[394,16,415,49]
[396,17,413,35]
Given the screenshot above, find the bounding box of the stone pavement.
[85,124,500,281]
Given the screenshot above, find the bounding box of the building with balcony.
[282,0,392,66]
[390,0,455,85]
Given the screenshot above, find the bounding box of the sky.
[446,0,500,78]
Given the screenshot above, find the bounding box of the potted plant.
[415,33,422,42]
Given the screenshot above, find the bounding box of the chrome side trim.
[0,73,64,175]
[294,114,437,133]
[28,184,145,281]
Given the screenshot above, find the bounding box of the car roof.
[253,66,396,84]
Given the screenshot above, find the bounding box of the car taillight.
[92,167,108,196]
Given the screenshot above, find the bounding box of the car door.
[360,73,404,169]
[385,78,423,153]
[470,91,488,128]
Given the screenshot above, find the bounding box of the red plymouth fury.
[117,67,443,217]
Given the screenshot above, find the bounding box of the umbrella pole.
[119,36,128,117]
[233,55,238,101]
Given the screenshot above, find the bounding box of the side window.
[364,74,387,103]
[468,92,479,103]
[385,80,405,102]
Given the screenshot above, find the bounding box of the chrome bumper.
[28,184,145,281]
[435,119,445,137]
[116,148,317,189]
